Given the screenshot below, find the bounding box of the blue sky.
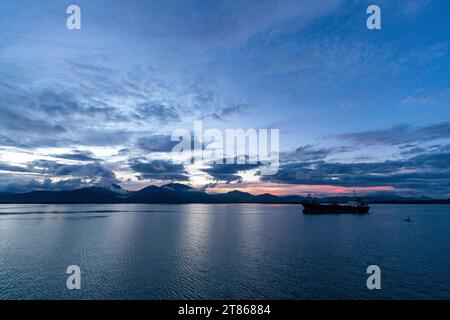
[0,0,449,196]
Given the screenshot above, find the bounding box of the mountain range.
[0,183,449,204]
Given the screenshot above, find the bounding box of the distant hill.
[0,184,448,204]
[0,187,123,204]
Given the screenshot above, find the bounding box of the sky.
[0,0,449,197]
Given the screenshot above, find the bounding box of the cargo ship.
[301,198,370,214]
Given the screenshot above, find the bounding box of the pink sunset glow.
[207,183,394,196]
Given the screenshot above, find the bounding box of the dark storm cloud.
[396,143,450,157]
[28,160,62,173]
[0,161,119,193]
[136,133,207,154]
[28,161,118,183]
[202,161,262,183]
[54,163,117,181]
[130,159,189,181]
[338,122,450,146]
[50,150,99,162]
[262,151,450,196]
[0,163,30,173]
[0,178,86,193]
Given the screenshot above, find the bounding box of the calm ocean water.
[0,203,449,299]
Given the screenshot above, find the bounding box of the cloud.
[130,159,189,181]
[282,145,350,162]
[135,135,177,153]
[52,163,117,182]
[75,129,137,147]
[401,89,450,106]
[0,178,83,193]
[0,51,253,150]
[51,150,99,162]
[0,104,69,148]
[0,161,119,192]
[0,163,30,173]
[399,146,427,156]
[202,161,262,183]
[337,122,450,146]
[134,102,181,123]
[207,103,249,121]
[0,1,448,197]
[0,107,66,134]
[27,161,117,181]
[262,150,450,196]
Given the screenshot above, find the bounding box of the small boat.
[404,216,412,222]
[301,197,370,214]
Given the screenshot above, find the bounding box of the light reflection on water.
[0,203,449,299]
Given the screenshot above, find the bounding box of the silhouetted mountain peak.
[0,185,448,204]
[139,185,160,192]
[227,190,251,196]
[111,183,124,191]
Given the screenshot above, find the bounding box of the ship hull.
[302,203,370,214]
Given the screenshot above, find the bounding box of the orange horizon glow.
[120,181,395,196]
[206,183,395,196]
